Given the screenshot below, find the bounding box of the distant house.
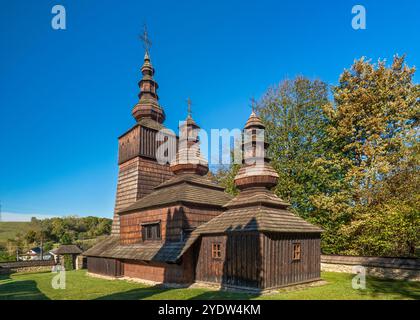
[22,247,52,261]
[26,247,41,256]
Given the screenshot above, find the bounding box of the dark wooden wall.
[261,233,321,289]
[87,257,123,277]
[118,125,177,165]
[195,233,262,289]
[195,232,321,290]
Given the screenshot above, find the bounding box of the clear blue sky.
[0,0,419,221]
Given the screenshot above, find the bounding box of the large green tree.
[255,77,351,253]
[324,56,420,256]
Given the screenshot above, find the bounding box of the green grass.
[0,222,32,247]
[0,270,418,300]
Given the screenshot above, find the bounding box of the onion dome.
[244,111,265,129]
[170,114,208,176]
[234,111,279,190]
[132,51,166,123]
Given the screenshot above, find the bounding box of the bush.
[0,250,15,262]
[63,255,74,271]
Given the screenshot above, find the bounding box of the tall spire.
[132,25,165,123]
[234,110,279,190]
[170,102,208,175]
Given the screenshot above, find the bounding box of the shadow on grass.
[368,276,420,300]
[95,284,175,300]
[189,290,258,300]
[0,272,49,300]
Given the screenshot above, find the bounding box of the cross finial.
[187,97,192,117]
[250,97,257,114]
[139,24,152,54]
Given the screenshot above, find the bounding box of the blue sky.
[0,0,419,221]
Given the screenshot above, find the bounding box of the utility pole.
[40,235,44,261]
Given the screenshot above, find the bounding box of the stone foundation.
[321,255,420,281]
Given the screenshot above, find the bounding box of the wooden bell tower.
[111,28,174,234]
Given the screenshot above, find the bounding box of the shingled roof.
[83,235,189,263]
[223,188,290,209]
[118,173,232,214]
[192,206,323,234]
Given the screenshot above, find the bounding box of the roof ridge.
[154,174,224,191]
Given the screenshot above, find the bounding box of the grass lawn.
[0,270,418,300]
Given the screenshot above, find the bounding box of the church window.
[142,222,161,241]
[211,243,222,259]
[292,243,301,261]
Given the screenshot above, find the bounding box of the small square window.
[292,243,301,261]
[142,223,161,241]
[211,243,222,259]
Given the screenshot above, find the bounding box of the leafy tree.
[214,163,240,196]
[43,241,54,252]
[324,55,420,256]
[24,230,38,245]
[60,232,73,245]
[215,60,419,257]
[255,77,351,252]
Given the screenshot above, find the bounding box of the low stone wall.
[0,260,55,274]
[321,255,420,281]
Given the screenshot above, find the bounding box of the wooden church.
[84,37,323,291]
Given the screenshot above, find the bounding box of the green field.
[0,270,418,300]
[0,222,32,247]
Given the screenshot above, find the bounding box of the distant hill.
[0,222,32,248]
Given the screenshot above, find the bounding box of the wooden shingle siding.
[120,205,224,245]
[112,121,175,235]
[112,157,173,235]
[122,249,195,284]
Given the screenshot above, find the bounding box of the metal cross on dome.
[139,24,152,54]
[250,97,257,114]
[187,97,193,117]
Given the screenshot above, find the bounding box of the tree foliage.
[4,216,112,256]
[215,56,419,257]
[325,56,420,256]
